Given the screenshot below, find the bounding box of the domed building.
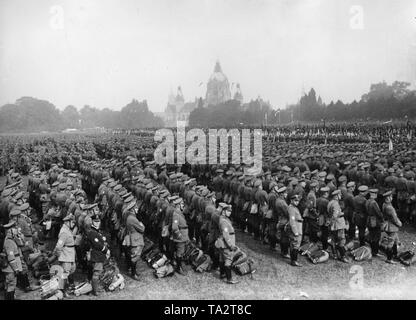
[204,60,232,107]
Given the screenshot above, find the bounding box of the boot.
[23,273,38,292]
[290,250,302,267]
[386,248,396,264]
[392,243,398,260]
[91,278,100,296]
[224,266,239,284]
[67,274,75,291]
[16,273,23,290]
[175,258,185,275]
[280,243,290,259]
[219,263,226,279]
[338,246,350,263]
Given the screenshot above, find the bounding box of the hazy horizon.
[1,0,415,112]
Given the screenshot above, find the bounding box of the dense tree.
[62,105,80,128]
[0,97,163,133]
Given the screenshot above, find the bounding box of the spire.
[214,60,222,73]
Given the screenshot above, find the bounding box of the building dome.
[205,60,231,106]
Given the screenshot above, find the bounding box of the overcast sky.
[0,0,415,112]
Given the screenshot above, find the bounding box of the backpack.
[151,254,168,269]
[183,242,197,262]
[345,240,360,252]
[144,248,161,264]
[148,252,164,268]
[232,249,248,266]
[154,263,175,278]
[194,254,212,273]
[234,258,256,276]
[379,235,391,254]
[299,242,320,256]
[398,250,416,266]
[351,246,372,261]
[190,249,204,266]
[307,250,329,264]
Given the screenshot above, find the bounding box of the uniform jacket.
[343,192,355,220]
[126,213,145,247]
[382,203,402,233]
[275,197,289,225]
[1,234,23,273]
[288,204,303,235]
[54,224,76,263]
[327,199,346,231]
[316,197,329,226]
[85,228,108,263]
[304,191,317,219]
[171,209,189,243]
[366,199,384,227]
[216,216,236,249]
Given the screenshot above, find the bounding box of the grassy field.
[2,175,416,300]
[16,225,416,300]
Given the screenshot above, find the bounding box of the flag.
[388,138,393,151]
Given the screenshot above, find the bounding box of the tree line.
[0,97,163,133]
[188,81,416,127]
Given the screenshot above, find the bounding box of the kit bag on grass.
[379,235,390,253]
[351,246,372,261]
[299,242,320,256]
[231,248,248,266]
[233,258,256,276]
[398,250,416,266]
[345,240,360,252]
[194,254,212,273]
[148,252,165,268]
[154,263,175,278]
[190,249,204,266]
[183,242,197,262]
[145,247,161,264]
[307,250,329,264]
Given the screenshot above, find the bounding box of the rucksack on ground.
[233,258,256,276]
[307,250,329,264]
[154,263,175,278]
[194,254,212,273]
[299,242,320,256]
[231,248,248,266]
[351,246,372,261]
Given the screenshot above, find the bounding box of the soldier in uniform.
[1,221,23,300]
[287,194,303,267]
[215,203,239,284]
[275,186,290,258]
[49,214,77,293]
[382,191,402,264]
[344,181,356,241]
[171,197,189,275]
[366,189,384,256]
[327,190,349,262]
[317,187,330,251]
[84,215,110,296]
[353,185,369,246]
[125,200,146,280]
[303,181,319,243]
